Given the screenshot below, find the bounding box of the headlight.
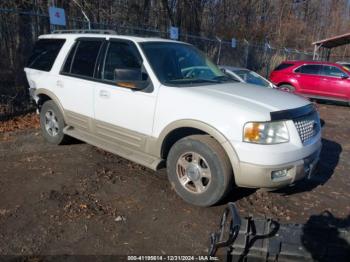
[243,121,289,144]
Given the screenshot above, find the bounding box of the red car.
[269,60,350,105]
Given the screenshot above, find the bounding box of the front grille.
[293,112,320,144]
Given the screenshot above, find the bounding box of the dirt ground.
[0,103,349,256]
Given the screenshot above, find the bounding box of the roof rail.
[52,29,116,35]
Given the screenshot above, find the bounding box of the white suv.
[24,30,322,206]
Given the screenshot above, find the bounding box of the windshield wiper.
[165,78,221,84]
[190,78,221,83]
[213,75,239,82]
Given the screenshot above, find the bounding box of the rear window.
[273,63,294,71]
[27,39,65,71]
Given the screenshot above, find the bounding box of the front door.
[93,40,157,150]
[319,65,349,100]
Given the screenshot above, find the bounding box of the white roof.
[39,33,184,44]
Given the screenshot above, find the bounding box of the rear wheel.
[278,84,295,93]
[166,135,233,207]
[40,100,71,145]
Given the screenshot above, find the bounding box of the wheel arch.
[35,88,66,122]
[155,120,240,177]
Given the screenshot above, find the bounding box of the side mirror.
[114,68,150,90]
[114,68,142,81]
[340,73,349,79]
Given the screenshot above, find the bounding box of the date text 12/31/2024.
[127,255,219,261]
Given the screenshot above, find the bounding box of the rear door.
[59,38,105,132]
[319,65,350,100]
[294,64,323,96]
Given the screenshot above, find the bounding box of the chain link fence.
[0,8,314,119]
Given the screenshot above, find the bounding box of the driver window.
[103,41,142,82]
[322,65,345,77]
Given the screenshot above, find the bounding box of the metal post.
[50,0,56,32]
[312,45,317,60]
[216,36,222,65]
[284,47,289,60]
[264,42,271,78]
[72,0,91,29]
[313,44,322,61]
[244,39,249,68]
[326,48,331,61]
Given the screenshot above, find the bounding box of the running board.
[63,127,163,171]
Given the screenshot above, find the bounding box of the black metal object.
[208,203,241,258]
[209,203,350,262]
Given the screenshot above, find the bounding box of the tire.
[40,100,71,145]
[278,84,295,93]
[166,135,233,207]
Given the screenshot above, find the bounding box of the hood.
[187,82,310,112]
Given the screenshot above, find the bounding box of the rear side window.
[68,40,103,77]
[27,39,65,71]
[273,63,294,71]
[295,65,322,75]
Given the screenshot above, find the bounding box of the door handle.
[99,90,110,98]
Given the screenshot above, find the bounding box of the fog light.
[271,169,288,180]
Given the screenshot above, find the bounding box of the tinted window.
[27,39,65,71]
[71,40,103,77]
[103,41,142,81]
[322,65,345,77]
[223,70,240,81]
[62,42,78,73]
[295,65,322,75]
[274,63,294,71]
[234,69,270,87]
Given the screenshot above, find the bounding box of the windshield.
[233,69,271,87]
[141,42,234,86]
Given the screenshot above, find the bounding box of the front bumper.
[237,147,321,188]
[230,116,322,189]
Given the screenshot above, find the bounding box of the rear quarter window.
[26,39,65,71]
[273,63,294,71]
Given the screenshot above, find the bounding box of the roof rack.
[51,29,117,35]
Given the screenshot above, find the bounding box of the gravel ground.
[0,102,349,256]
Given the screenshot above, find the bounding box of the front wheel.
[278,84,295,93]
[166,135,233,206]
